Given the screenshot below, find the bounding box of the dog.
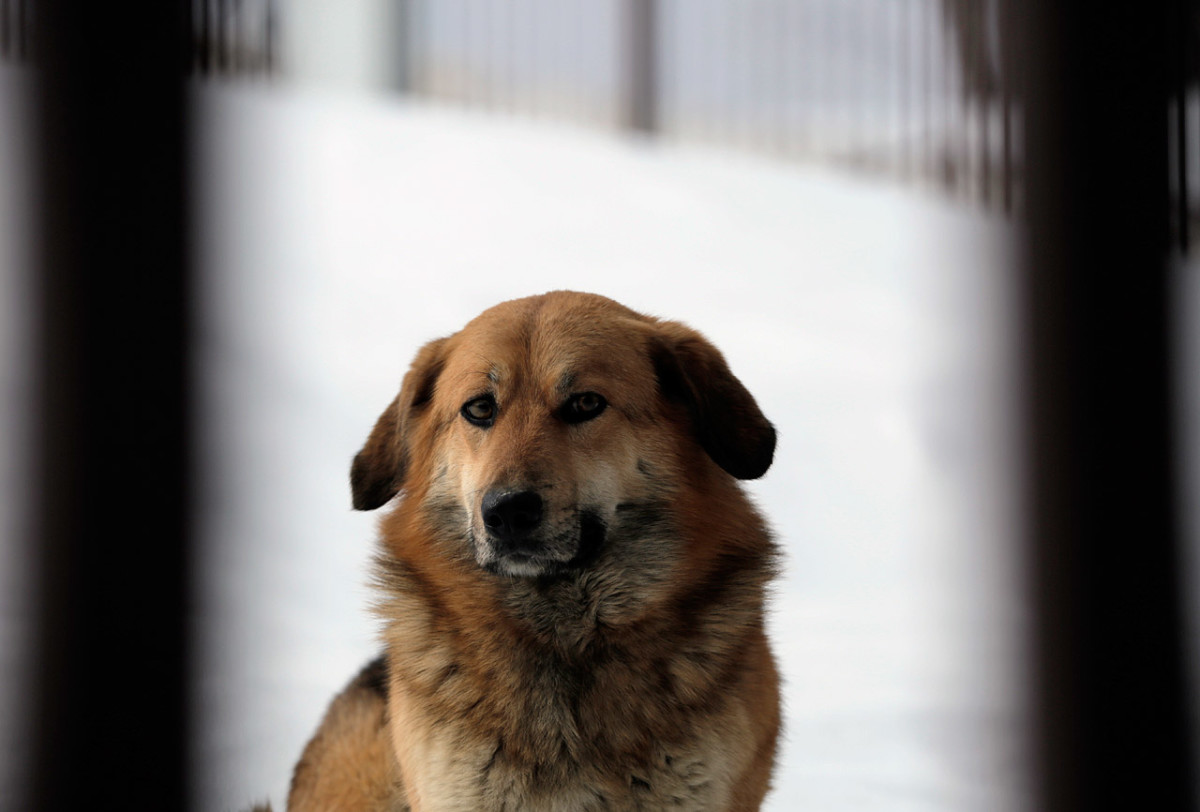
[286,291,781,811]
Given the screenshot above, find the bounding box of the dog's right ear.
[350,337,448,511]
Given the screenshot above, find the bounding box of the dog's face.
[351,292,775,579]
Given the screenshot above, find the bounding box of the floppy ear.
[649,323,776,480]
[350,337,448,510]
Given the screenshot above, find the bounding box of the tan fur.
[287,660,406,811]
[287,292,781,811]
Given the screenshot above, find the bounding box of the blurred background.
[1,2,1196,810]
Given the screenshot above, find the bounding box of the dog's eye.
[562,392,607,424]
[462,396,496,426]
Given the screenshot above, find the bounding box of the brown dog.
[286,291,780,811]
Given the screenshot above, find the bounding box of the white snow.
[190,84,1025,811]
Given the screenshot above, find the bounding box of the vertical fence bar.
[1001,0,1014,213]
[622,0,657,132]
[482,0,495,111]
[1175,0,1190,252]
[504,0,517,113]
[951,2,964,195]
[924,0,936,187]
[265,0,277,76]
[232,0,243,75]
[657,0,671,138]
[730,0,743,149]
[460,0,475,106]
[29,1,192,809]
[971,0,983,203]
[482,0,493,109]
[901,0,912,180]
[411,0,428,95]
[842,2,854,163]
[196,0,209,74]
[769,0,782,155]
[395,0,413,92]
[785,0,799,157]
[943,3,955,190]
[1019,0,1195,809]
[13,0,24,60]
[1,0,10,60]
[712,0,726,146]
[216,0,227,74]
[826,0,839,159]
[530,0,545,119]
[205,0,216,75]
[886,0,896,176]
[978,0,992,206]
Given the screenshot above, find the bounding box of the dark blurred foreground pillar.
[1020,1,1195,810]
[30,3,192,810]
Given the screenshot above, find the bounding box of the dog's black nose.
[481,490,544,547]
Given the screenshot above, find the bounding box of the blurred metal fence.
[191,0,277,77]
[8,0,1200,250]
[1,0,279,75]
[0,0,30,62]
[1169,7,1200,252]
[398,0,1022,215]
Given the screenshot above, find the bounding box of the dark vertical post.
[1019,0,1194,810]
[622,0,657,133]
[30,2,192,810]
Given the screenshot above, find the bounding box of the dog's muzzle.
[479,489,606,576]
[481,489,545,555]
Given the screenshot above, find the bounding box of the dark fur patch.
[351,338,448,511]
[357,656,389,699]
[649,335,776,480]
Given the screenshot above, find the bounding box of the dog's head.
[351,291,774,579]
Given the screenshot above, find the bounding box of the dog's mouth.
[479,511,606,578]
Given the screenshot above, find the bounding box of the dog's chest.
[380,560,761,811]
[387,630,755,812]
[403,714,748,812]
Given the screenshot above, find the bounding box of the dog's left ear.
[350,337,448,510]
[649,323,776,480]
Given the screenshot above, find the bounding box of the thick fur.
[288,291,780,811]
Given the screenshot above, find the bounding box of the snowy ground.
[2,73,1031,810]
[190,83,1026,812]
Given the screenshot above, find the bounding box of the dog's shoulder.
[286,657,408,811]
